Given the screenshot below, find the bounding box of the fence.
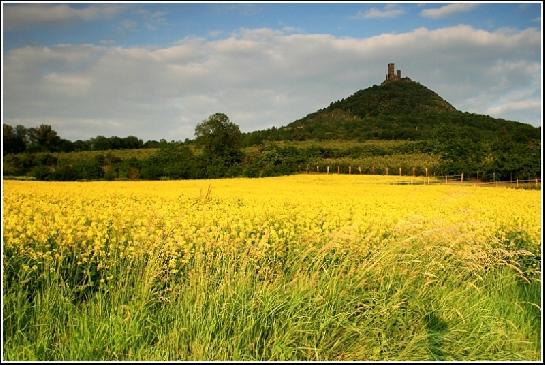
[300,164,541,188]
[303,164,432,176]
[412,175,541,188]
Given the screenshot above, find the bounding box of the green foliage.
[195,113,242,160]
[2,123,149,154]
[88,135,144,151]
[3,123,27,154]
[328,78,457,117]
[243,145,305,177]
[3,236,541,360]
[140,144,196,179]
[240,80,540,180]
[497,231,541,281]
[30,166,54,180]
[25,125,62,152]
[49,166,77,181]
[3,134,538,181]
[433,124,540,180]
[75,160,102,180]
[3,123,70,154]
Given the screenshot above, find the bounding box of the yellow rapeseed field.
[3,175,540,276]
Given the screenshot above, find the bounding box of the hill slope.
[242,78,540,144]
[321,78,457,117]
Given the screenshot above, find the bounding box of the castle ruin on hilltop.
[385,63,401,81]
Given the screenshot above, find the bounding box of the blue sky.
[2,2,542,140]
[4,3,541,51]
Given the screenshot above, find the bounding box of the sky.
[2,1,543,141]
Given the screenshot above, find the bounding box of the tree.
[140,144,195,179]
[27,124,62,152]
[90,136,110,151]
[3,123,27,154]
[195,113,242,159]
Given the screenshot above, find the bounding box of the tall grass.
[3,226,540,361]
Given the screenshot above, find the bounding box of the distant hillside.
[242,78,540,144]
[322,78,457,116]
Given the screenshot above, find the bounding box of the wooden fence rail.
[301,165,541,188]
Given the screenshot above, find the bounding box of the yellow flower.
[2,176,540,281]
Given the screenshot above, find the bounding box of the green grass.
[314,153,440,171]
[242,139,422,153]
[269,139,421,149]
[3,231,541,361]
[52,148,158,163]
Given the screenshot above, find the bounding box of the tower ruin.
[385,63,402,81]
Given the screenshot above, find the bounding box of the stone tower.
[385,63,401,81]
[387,63,395,80]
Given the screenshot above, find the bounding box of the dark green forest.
[3,79,541,181]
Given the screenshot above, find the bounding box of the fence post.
[445,175,448,184]
[425,167,428,184]
[493,172,496,186]
[349,166,352,174]
[337,166,340,174]
[386,167,389,176]
[461,172,464,183]
[316,165,319,173]
[516,179,519,188]
[412,167,415,177]
[358,166,362,174]
[327,166,329,174]
[399,167,402,176]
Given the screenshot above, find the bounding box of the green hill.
[320,77,457,116]
[242,78,540,144]
[238,76,540,180]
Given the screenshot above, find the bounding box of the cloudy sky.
[2,2,542,141]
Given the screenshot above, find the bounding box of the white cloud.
[134,8,168,31]
[118,19,137,33]
[3,4,124,30]
[208,30,223,38]
[353,4,405,19]
[3,25,541,141]
[486,99,541,116]
[214,4,262,17]
[420,4,478,19]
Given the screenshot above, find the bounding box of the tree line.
[2,124,165,154]
[3,113,541,182]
